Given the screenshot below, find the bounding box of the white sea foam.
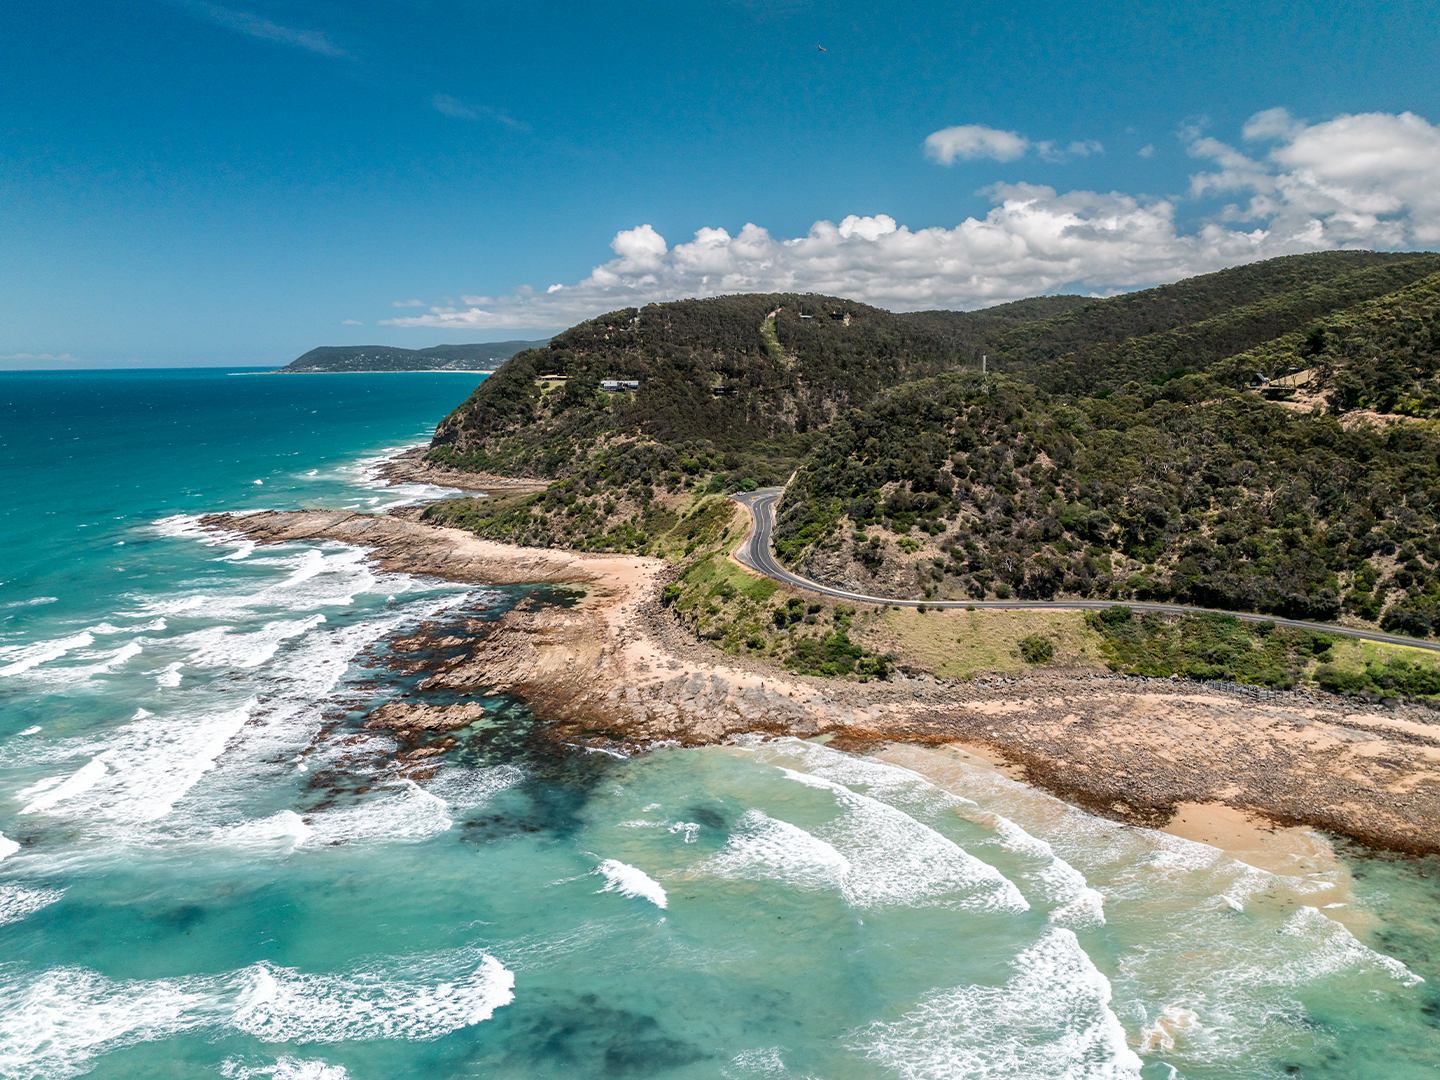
[0,832,18,862]
[777,767,1027,913]
[150,513,213,540]
[89,619,166,635]
[594,859,668,908]
[0,947,513,1079]
[19,757,109,815]
[229,950,515,1042]
[133,542,386,619]
[217,810,314,852]
[16,726,41,736]
[722,1046,790,1078]
[216,540,256,561]
[303,781,452,847]
[221,1057,349,1080]
[0,965,214,1080]
[1266,906,1424,988]
[0,885,65,926]
[86,640,143,673]
[178,614,326,669]
[851,928,1143,1080]
[987,814,1107,928]
[18,701,254,823]
[697,808,851,892]
[0,632,95,677]
[424,764,524,810]
[772,740,1117,926]
[1,597,57,609]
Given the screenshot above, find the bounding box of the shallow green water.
[1,370,1437,1079]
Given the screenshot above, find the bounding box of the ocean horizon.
[1,368,1437,1079]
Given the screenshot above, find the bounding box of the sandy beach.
[201,506,1440,857]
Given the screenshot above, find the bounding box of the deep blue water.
[0,369,1437,1080]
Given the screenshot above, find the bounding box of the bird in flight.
[817,45,826,51]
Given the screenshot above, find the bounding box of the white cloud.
[1191,109,1440,244]
[431,94,528,131]
[1137,144,1155,158]
[184,2,352,58]
[381,109,1440,330]
[341,319,363,325]
[1,352,78,362]
[925,125,1030,163]
[1242,107,1304,142]
[392,299,426,307]
[926,127,1104,165]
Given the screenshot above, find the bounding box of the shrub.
[1018,634,1055,664]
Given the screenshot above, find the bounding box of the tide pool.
[1,369,1438,1079]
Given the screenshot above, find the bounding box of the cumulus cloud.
[392,299,425,307]
[183,2,352,58]
[1190,109,1440,244]
[381,109,1440,330]
[925,125,1030,163]
[1242,107,1305,142]
[926,126,1104,165]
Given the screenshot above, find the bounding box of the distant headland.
[276,339,550,373]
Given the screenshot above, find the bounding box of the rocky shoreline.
[375,446,548,494]
[200,507,1440,856]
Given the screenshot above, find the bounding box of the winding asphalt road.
[729,487,1440,654]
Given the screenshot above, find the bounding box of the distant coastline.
[240,369,497,376]
[276,339,547,374]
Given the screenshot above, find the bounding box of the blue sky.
[4,0,1440,366]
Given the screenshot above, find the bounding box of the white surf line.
[0,633,95,677]
[593,859,668,908]
[776,765,1029,913]
[0,947,515,1078]
[775,739,1115,925]
[849,927,1144,1080]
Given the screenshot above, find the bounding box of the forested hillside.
[424,250,1440,639]
[772,372,1440,635]
[912,251,1440,395]
[427,292,1012,487]
[1216,272,1440,416]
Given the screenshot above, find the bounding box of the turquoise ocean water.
[1,368,1438,1079]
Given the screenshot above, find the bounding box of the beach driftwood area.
[202,507,1440,856]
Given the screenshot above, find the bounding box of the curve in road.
[729,487,1440,655]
